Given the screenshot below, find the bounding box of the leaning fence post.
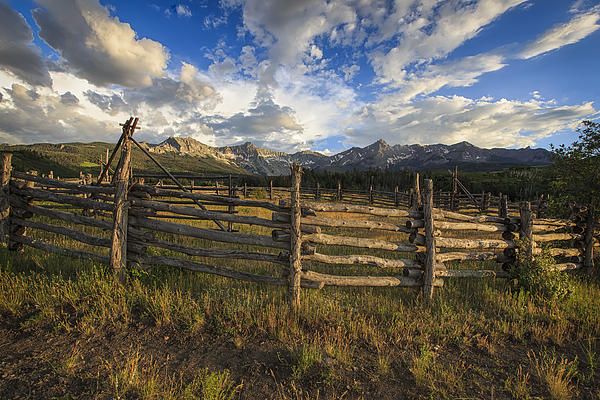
[519,202,534,260]
[289,164,303,310]
[422,179,436,301]
[0,152,12,243]
[584,206,595,275]
[110,118,136,278]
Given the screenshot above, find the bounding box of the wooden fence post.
[337,180,342,202]
[110,118,136,278]
[369,176,374,204]
[289,164,303,310]
[415,172,422,209]
[584,206,595,275]
[315,181,320,200]
[0,152,12,243]
[269,179,273,200]
[228,174,234,232]
[394,185,399,207]
[519,202,534,260]
[422,179,436,301]
[500,195,508,219]
[243,182,247,198]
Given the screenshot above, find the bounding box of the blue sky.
[0,0,598,153]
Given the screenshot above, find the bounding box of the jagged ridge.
[146,136,552,176]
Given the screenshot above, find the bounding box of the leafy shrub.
[509,240,574,302]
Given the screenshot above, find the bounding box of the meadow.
[1,200,599,399]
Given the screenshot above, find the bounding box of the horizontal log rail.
[533,232,582,242]
[12,235,109,263]
[131,185,288,213]
[11,187,114,212]
[12,171,115,194]
[130,215,288,250]
[435,269,510,278]
[302,252,421,269]
[131,198,313,232]
[12,217,112,248]
[436,251,512,263]
[281,200,421,218]
[134,254,323,289]
[131,235,288,265]
[303,233,419,252]
[299,270,443,287]
[273,212,413,233]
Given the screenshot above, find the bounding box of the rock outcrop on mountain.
[145,136,552,175]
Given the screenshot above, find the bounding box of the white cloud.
[519,9,600,59]
[348,94,596,148]
[394,53,508,102]
[0,3,51,86]
[370,0,526,84]
[33,0,169,87]
[175,4,192,17]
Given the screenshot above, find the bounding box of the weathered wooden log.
[12,235,109,263]
[502,231,516,241]
[288,164,303,308]
[532,223,570,233]
[131,185,288,213]
[583,207,595,273]
[293,214,413,233]
[434,209,508,224]
[435,269,510,278]
[12,217,111,248]
[130,215,288,250]
[300,270,443,288]
[12,171,115,194]
[520,202,534,259]
[533,232,582,242]
[434,236,515,250]
[110,118,136,277]
[11,187,114,211]
[433,220,517,233]
[130,235,288,265]
[422,179,437,300]
[402,268,423,278]
[436,251,513,263]
[0,152,11,242]
[302,252,421,269]
[280,200,420,218]
[303,233,418,252]
[135,254,323,289]
[550,262,583,271]
[130,198,314,232]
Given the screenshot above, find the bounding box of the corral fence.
[0,119,597,308]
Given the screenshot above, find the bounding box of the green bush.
[509,240,574,302]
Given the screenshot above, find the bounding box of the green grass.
[0,200,599,398]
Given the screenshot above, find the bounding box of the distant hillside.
[0,142,246,178]
[0,137,553,177]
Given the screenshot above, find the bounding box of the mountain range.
[143,136,553,175]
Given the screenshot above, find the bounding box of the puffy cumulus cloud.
[370,0,525,84]
[0,3,51,86]
[84,90,128,115]
[394,53,508,102]
[200,93,305,151]
[124,63,220,112]
[519,9,600,59]
[347,94,597,148]
[0,82,116,143]
[240,0,356,67]
[33,0,169,87]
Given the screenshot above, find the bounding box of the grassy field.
[0,202,599,399]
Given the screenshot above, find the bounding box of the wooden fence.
[0,146,596,308]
